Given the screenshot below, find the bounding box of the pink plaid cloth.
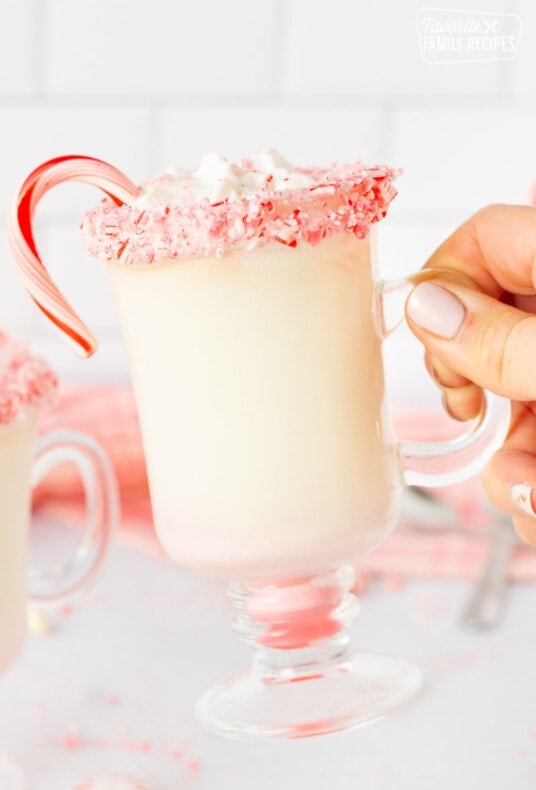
[34,385,536,582]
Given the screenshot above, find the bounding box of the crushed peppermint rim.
[0,332,58,426]
[81,154,399,265]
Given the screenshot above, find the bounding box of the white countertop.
[1,543,535,790]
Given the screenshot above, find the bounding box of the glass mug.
[8,156,510,740]
[0,340,117,785]
[1,416,118,675]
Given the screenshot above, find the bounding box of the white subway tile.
[513,1,536,95]
[160,106,385,171]
[0,221,34,336]
[28,223,128,383]
[0,1,35,95]
[391,107,536,214]
[377,217,456,280]
[28,335,130,384]
[37,224,120,336]
[285,0,503,97]
[45,0,274,96]
[0,107,152,220]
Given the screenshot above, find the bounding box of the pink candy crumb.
[74,776,148,790]
[61,733,82,751]
[184,758,200,778]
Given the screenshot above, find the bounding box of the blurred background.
[0,0,532,407]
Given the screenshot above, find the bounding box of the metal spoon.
[460,509,517,631]
[402,487,517,631]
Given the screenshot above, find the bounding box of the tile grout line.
[0,95,535,111]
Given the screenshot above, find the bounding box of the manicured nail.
[407,282,466,339]
[510,483,536,517]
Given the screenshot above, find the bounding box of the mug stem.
[195,565,422,740]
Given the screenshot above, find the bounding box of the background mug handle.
[28,429,118,603]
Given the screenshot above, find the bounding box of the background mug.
[1,402,117,675]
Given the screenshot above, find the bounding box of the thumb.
[406,279,536,401]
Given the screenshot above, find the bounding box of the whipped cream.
[135,149,316,207]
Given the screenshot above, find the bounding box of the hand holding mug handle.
[380,272,511,487]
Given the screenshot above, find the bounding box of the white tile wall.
[160,106,385,170]
[28,334,130,385]
[0,221,34,337]
[45,0,275,96]
[377,217,457,280]
[391,107,536,215]
[0,0,534,393]
[514,0,536,95]
[37,225,119,335]
[0,106,153,221]
[284,0,508,98]
[0,1,36,96]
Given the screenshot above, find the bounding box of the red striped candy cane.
[7,155,140,357]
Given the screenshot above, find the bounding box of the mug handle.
[380,275,511,487]
[28,429,119,602]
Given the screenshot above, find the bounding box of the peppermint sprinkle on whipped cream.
[82,150,399,265]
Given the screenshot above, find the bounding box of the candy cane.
[7,155,141,357]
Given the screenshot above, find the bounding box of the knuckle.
[471,312,534,395]
[462,205,504,247]
[443,384,483,421]
[480,453,510,510]
[472,203,507,222]
[470,312,508,385]
[426,352,469,389]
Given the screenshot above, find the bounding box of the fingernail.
[510,483,536,517]
[407,282,466,339]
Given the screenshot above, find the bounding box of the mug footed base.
[195,651,422,741]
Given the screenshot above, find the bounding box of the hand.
[405,204,536,545]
